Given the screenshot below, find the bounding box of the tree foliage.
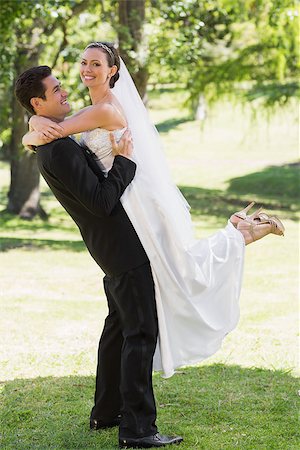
[0,0,96,218]
[149,0,299,109]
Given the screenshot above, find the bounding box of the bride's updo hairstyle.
[84,42,120,88]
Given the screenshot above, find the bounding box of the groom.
[15,66,183,448]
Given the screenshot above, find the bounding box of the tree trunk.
[6,1,92,219]
[195,94,207,121]
[118,0,149,101]
[7,50,45,220]
[8,87,43,219]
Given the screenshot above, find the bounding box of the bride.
[23,42,284,378]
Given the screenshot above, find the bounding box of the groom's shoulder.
[36,137,83,161]
[37,137,79,153]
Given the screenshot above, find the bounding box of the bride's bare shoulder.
[92,101,127,128]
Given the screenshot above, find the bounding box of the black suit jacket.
[36,137,148,276]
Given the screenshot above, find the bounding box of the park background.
[0,1,299,449]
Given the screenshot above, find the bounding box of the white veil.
[112,58,195,250]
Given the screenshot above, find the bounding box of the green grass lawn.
[0,93,299,449]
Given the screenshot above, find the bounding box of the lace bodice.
[80,127,126,175]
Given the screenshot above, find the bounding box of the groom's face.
[32,75,71,121]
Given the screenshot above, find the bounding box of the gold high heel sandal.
[256,212,285,234]
[237,214,285,245]
[230,202,263,227]
[258,214,285,235]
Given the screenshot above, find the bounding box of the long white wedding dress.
[81,107,245,378]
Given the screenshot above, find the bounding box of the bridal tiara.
[86,42,114,60]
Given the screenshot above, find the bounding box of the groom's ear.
[30,97,43,112]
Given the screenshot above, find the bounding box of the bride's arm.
[22,119,65,148]
[22,131,54,148]
[29,103,117,138]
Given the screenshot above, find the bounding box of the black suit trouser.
[90,262,158,438]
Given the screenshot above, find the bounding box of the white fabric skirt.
[121,175,245,378]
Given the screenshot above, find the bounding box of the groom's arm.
[39,138,136,217]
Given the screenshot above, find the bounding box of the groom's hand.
[110,129,133,159]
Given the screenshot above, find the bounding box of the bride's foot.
[230,202,262,227]
[237,214,285,245]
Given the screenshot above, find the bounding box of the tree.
[117,0,149,100]
[0,0,92,219]
[1,0,152,218]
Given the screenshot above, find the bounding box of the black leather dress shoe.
[90,414,121,430]
[119,432,183,448]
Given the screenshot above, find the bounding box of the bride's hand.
[29,115,64,139]
[110,129,133,159]
[22,130,59,148]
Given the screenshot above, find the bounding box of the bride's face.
[80,48,115,88]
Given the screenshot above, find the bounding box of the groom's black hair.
[15,66,52,115]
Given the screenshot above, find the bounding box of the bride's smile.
[80,47,117,88]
